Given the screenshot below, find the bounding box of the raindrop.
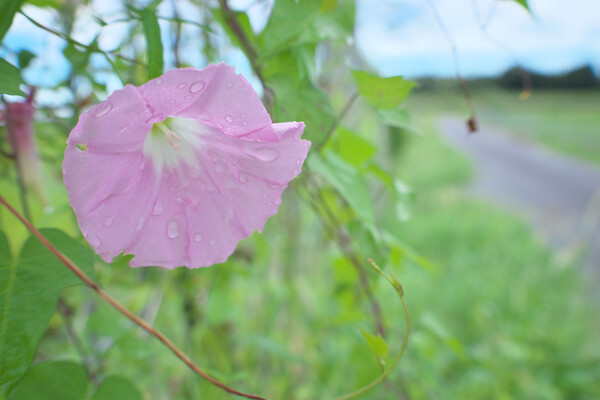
[194,233,202,242]
[267,201,273,206]
[268,182,280,189]
[155,78,163,85]
[225,114,234,123]
[209,238,216,246]
[242,121,247,126]
[167,219,179,239]
[242,143,280,162]
[189,80,205,93]
[168,99,176,107]
[176,195,183,204]
[104,216,115,227]
[237,172,248,184]
[184,95,192,100]
[226,81,233,87]
[241,114,246,118]
[95,103,112,118]
[152,200,163,215]
[177,82,187,89]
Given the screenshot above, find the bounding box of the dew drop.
[268,182,280,189]
[241,114,246,118]
[155,78,163,85]
[242,121,247,126]
[176,195,183,204]
[237,172,248,184]
[167,219,179,239]
[267,201,273,206]
[184,95,192,100]
[95,103,112,118]
[209,238,216,246]
[177,82,187,89]
[226,81,233,87]
[225,114,234,123]
[189,80,205,93]
[152,200,163,216]
[104,216,115,227]
[242,143,280,162]
[194,233,202,242]
[136,217,145,231]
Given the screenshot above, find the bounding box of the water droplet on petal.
[296,160,302,165]
[136,217,145,231]
[177,82,187,89]
[152,200,163,215]
[242,121,247,126]
[184,95,192,100]
[155,78,163,85]
[95,103,112,118]
[209,238,216,246]
[242,143,280,162]
[237,172,248,184]
[194,234,202,242]
[225,115,234,123]
[224,208,234,223]
[189,80,205,93]
[167,219,179,239]
[241,114,246,118]
[104,216,115,227]
[226,81,233,87]
[268,182,280,189]
[267,201,273,206]
[176,195,183,204]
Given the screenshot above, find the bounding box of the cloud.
[356,0,600,77]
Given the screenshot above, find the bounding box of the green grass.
[407,87,600,165]
[387,117,600,399]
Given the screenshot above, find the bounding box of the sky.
[2,0,599,93]
[355,0,600,78]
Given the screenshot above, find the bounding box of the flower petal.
[139,64,276,140]
[67,85,152,153]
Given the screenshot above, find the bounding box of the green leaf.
[367,163,413,222]
[6,361,88,400]
[259,0,354,61]
[360,327,389,361]
[141,8,163,80]
[327,127,376,166]
[0,229,94,395]
[212,8,259,53]
[0,59,26,97]
[309,151,375,226]
[377,107,418,133]
[17,50,35,70]
[260,0,320,60]
[91,376,143,400]
[504,0,530,11]
[352,70,416,110]
[0,0,24,43]
[269,77,335,143]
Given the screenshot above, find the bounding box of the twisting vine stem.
[0,196,266,400]
[333,259,410,400]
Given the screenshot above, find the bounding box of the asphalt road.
[439,116,600,272]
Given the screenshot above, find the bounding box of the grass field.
[407,87,600,165]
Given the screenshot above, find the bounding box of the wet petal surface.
[63,64,310,269]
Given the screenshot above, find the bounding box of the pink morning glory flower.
[63,64,310,269]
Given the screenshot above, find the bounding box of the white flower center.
[143,117,204,175]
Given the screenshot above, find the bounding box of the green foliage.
[0,230,94,395]
[310,151,375,226]
[0,0,23,43]
[352,70,416,110]
[141,8,164,80]
[91,376,144,400]
[0,59,26,97]
[6,361,88,400]
[360,328,389,364]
